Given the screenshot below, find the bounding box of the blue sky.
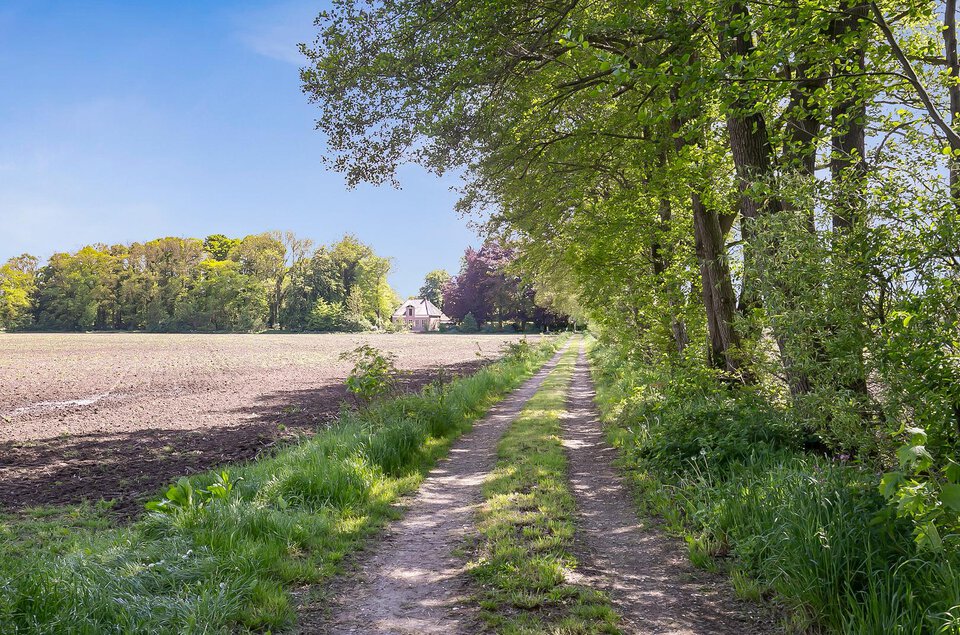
[0,1,478,297]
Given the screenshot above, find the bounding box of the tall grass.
[469,345,619,634]
[590,344,960,634]
[0,337,561,634]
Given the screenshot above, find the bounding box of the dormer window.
[407,305,414,317]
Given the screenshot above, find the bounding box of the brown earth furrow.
[0,333,536,515]
[562,346,776,634]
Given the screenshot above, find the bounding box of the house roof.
[393,298,451,320]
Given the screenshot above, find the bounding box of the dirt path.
[562,346,774,634]
[299,345,569,634]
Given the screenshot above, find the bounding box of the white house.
[392,298,452,332]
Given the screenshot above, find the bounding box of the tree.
[301,0,960,547]
[0,254,38,330]
[231,233,285,328]
[460,312,478,333]
[35,247,117,331]
[419,269,450,308]
[174,260,268,332]
[203,234,240,261]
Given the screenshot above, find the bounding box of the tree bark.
[721,2,784,315]
[829,1,871,398]
[671,108,746,377]
[649,143,690,355]
[945,0,960,205]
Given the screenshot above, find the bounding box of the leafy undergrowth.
[0,337,561,634]
[468,345,620,634]
[590,344,960,634]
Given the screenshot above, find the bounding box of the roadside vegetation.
[0,338,559,633]
[301,0,960,632]
[468,345,619,634]
[591,344,960,634]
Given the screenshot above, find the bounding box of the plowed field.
[0,333,537,515]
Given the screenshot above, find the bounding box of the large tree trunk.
[830,2,869,230]
[721,2,784,315]
[669,110,744,374]
[692,194,746,375]
[945,0,960,205]
[782,59,827,234]
[829,1,871,397]
[650,149,690,355]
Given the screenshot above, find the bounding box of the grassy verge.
[0,337,561,634]
[589,343,960,634]
[468,344,619,634]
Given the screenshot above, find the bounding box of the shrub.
[339,344,401,404]
[460,312,479,333]
[307,299,372,332]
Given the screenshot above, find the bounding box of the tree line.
[0,233,398,332]
[1,233,570,334]
[302,0,960,574]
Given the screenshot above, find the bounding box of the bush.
[460,312,479,333]
[624,393,799,475]
[307,298,373,332]
[339,344,401,404]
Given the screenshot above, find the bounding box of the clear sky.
[0,1,478,297]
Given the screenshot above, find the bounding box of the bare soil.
[0,332,537,516]
[562,346,776,634]
[298,346,567,634]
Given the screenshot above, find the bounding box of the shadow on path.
[561,346,776,634]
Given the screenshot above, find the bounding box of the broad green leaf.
[941,484,960,513]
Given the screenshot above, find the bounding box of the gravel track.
[299,345,568,634]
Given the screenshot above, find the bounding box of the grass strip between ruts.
[468,344,620,634]
[0,337,562,634]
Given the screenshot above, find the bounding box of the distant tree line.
[440,241,569,333]
[0,233,401,333]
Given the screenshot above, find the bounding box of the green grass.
[0,337,562,634]
[589,342,960,635]
[468,345,620,634]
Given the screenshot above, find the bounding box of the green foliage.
[13,232,401,333]
[300,0,960,561]
[202,234,239,261]
[592,345,960,633]
[418,269,450,309]
[171,259,268,332]
[460,311,478,333]
[0,254,38,330]
[879,426,960,554]
[36,247,119,331]
[145,471,242,514]
[306,298,371,332]
[0,338,561,633]
[339,344,400,404]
